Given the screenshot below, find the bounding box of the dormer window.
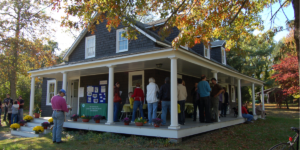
[221,47,226,65]
[85,35,96,59]
[204,46,210,59]
[116,28,128,53]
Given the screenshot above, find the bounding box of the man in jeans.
[210,78,224,122]
[197,75,212,123]
[51,89,69,144]
[159,77,171,125]
[18,96,24,122]
[3,94,12,121]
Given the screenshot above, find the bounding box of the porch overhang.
[28,48,264,86]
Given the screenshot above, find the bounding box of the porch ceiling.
[38,57,256,86]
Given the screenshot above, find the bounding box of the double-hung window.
[46,80,57,105]
[116,29,128,53]
[204,46,210,59]
[221,47,226,65]
[85,35,95,59]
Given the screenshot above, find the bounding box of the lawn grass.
[0,104,299,150]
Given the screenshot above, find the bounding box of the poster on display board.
[86,86,99,103]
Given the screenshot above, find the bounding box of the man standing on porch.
[197,75,212,123]
[51,89,69,144]
[211,78,224,122]
[177,79,187,125]
[159,77,171,125]
[146,77,159,125]
[131,83,145,123]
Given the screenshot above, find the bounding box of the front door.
[128,71,144,94]
[71,80,79,115]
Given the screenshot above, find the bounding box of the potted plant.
[134,117,146,126]
[70,114,79,121]
[48,118,53,125]
[41,122,50,129]
[18,120,27,126]
[33,126,44,134]
[10,123,20,130]
[81,115,91,122]
[123,117,130,125]
[152,118,162,127]
[23,115,33,122]
[33,107,41,118]
[93,115,102,123]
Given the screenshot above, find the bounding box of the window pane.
[50,83,54,92]
[132,75,142,87]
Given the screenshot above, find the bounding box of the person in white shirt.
[177,79,187,125]
[146,77,159,125]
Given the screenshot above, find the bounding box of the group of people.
[112,75,230,126]
[192,75,229,123]
[0,94,24,126]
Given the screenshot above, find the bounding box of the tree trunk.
[285,99,289,109]
[292,0,300,92]
[10,5,21,100]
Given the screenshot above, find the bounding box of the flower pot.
[154,124,160,127]
[73,118,77,122]
[95,120,100,123]
[43,126,48,129]
[12,128,17,131]
[20,123,25,126]
[124,122,129,125]
[82,119,90,122]
[35,131,40,134]
[135,122,143,126]
[34,113,40,118]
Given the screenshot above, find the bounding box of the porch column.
[211,71,218,82]
[168,57,180,130]
[29,76,35,116]
[261,85,265,110]
[252,83,256,115]
[237,78,242,118]
[62,72,67,99]
[106,65,115,125]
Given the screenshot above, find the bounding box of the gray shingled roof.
[211,40,226,47]
[145,18,168,26]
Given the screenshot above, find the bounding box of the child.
[126,92,134,109]
[11,100,19,124]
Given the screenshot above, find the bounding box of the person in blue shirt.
[197,75,212,123]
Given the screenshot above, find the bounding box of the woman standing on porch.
[113,82,122,122]
[131,83,145,123]
[146,77,159,125]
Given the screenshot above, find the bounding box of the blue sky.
[51,3,295,55]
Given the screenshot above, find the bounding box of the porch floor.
[41,114,252,138]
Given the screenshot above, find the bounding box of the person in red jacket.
[113,82,122,122]
[242,102,254,123]
[131,83,145,123]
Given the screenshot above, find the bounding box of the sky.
[48,3,295,55]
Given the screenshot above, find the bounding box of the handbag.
[114,93,121,101]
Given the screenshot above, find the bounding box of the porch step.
[19,126,34,132]
[11,130,40,138]
[26,122,42,127]
[33,118,50,124]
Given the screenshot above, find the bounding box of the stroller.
[232,107,238,117]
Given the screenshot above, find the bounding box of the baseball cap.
[59,89,66,96]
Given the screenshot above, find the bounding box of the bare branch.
[163,0,187,27]
[270,0,288,21]
[279,0,289,21]
[229,0,248,26]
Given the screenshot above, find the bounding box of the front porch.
[27,48,265,139]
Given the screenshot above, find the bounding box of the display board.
[79,103,108,118]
